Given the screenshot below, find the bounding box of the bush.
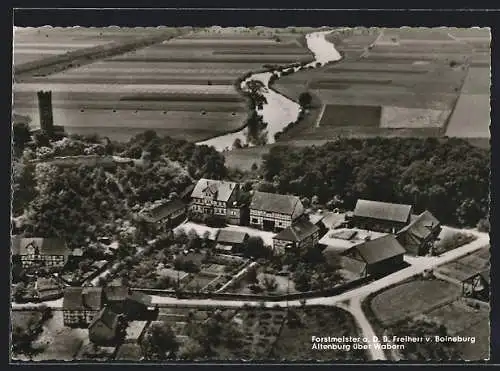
[433,232,477,255]
[477,217,490,233]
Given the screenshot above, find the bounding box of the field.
[13,27,313,143]
[436,247,490,282]
[370,279,462,326]
[272,27,489,146]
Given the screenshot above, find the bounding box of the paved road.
[337,299,387,361]
[12,229,488,311]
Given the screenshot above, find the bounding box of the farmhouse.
[319,228,387,254]
[190,179,245,225]
[63,287,104,326]
[462,268,490,302]
[250,191,304,231]
[397,210,441,255]
[215,230,249,253]
[273,218,320,254]
[11,235,70,269]
[88,307,122,346]
[349,199,413,233]
[341,234,406,277]
[142,198,187,226]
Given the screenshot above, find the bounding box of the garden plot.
[436,247,490,282]
[380,106,450,128]
[369,279,462,326]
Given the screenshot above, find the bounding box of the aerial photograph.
[11,24,490,362]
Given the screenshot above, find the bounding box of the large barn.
[350,199,413,233]
[249,191,304,231]
[397,210,441,255]
[340,234,406,277]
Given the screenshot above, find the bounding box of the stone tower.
[37,90,54,136]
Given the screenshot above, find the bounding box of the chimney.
[37,90,54,136]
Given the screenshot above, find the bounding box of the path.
[337,298,386,361]
[12,230,488,311]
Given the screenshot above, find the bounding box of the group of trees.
[260,137,489,227]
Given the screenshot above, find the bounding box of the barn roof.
[89,307,120,334]
[216,230,248,245]
[398,210,440,238]
[354,199,412,224]
[191,179,238,202]
[321,212,346,229]
[348,234,406,264]
[146,199,186,222]
[273,219,319,242]
[250,191,303,217]
[11,236,69,256]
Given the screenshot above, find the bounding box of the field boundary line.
[314,104,326,128]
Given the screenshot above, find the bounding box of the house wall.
[20,254,66,268]
[352,216,408,233]
[190,197,243,225]
[249,209,293,230]
[63,310,98,326]
[366,255,404,276]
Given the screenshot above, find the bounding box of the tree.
[261,274,278,292]
[141,322,179,360]
[33,130,51,147]
[244,236,270,259]
[13,122,32,153]
[298,92,313,108]
[232,138,243,150]
[12,282,26,302]
[178,338,205,360]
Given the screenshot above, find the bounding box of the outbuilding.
[215,230,249,253]
[272,218,320,255]
[341,234,406,277]
[350,199,412,233]
[397,210,441,255]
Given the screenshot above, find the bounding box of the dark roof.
[89,307,120,333]
[104,286,129,302]
[146,199,186,222]
[191,179,238,202]
[128,291,152,306]
[115,343,143,361]
[11,236,69,256]
[398,210,440,238]
[347,235,406,264]
[216,230,248,244]
[321,212,346,229]
[354,199,412,224]
[250,191,303,217]
[273,219,320,242]
[63,287,103,311]
[180,184,195,200]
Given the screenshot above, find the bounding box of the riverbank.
[196,29,343,152]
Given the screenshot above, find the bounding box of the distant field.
[318,104,381,128]
[12,27,312,143]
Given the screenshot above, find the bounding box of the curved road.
[13,229,488,312]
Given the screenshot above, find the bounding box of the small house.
[35,277,63,301]
[272,218,320,254]
[215,230,249,253]
[88,307,122,346]
[462,268,490,302]
[349,199,412,233]
[11,236,70,269]
[250,191,304,231]
[63,287,104,327]
[396,210,441,255]
[143,199,187,226]
[341,235,406,278]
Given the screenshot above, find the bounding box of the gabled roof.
[35,277,60,292]
[321,212,346,229]
[104,286,129,302]
[11,236,69,256]
[346,235,406,264]
[63,287,103,311]
[216,230,248,245]
[250,191,304,217]
[354,199,412,224]
[397,210,440,238]
[191,179,238,202]
[89,307,120,333]
[273,219,320,242]
[146,199,186,222]
[480,268,490,285]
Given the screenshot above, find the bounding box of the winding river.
[196,30,342,152]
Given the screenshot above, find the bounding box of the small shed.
[88,307,122,346]
[397,210,441,256]
[462,268,490,302]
